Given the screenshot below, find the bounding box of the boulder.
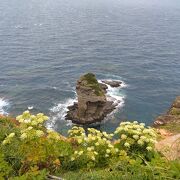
[66,73,117,124]
[99,83,108,93]
[102,80,122,88]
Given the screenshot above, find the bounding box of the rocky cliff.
[154,96,180,127]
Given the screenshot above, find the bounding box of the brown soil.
[155,129,180,160]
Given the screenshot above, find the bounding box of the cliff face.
[66,73,117,124]
[154,96,180,160]
[154,96,180,127]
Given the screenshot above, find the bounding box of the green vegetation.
[0,112,179,179]
[60,158,180,180]
[158,122,180,134]
[169,107,180,116]
[81,73,104,96]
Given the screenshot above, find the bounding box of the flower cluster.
[2,133,15,145]
[16,111,48,140]
[114,121,157,153]
[47,129,63,141]
[16,111,48,127]
[68,126,118,165]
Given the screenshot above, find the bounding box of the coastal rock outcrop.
[102,80,122,88]
[154,96,180,126]
[66,73,118,124]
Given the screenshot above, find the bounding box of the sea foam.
[0,98,9,115]
[47,97,77,129]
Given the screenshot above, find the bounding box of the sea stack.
[66,73,118,124]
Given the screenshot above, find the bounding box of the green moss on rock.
[81,73,104,96]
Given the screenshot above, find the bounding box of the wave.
[47,97,77,129]
[48,78,127,129]
[0,98,9,115]
[99,79,126,110]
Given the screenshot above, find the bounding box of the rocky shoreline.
[154,96,180,127]
[154,96,180,160]
[65,73,123,124]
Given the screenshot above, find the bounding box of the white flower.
[16,115,22,121]
[37,113,43,117]
[121,134,127,139]
[8,133,15,138]
[124,127,128,131]
[91,156,95,161]
[31,121,38,126]
[133,135,139,140]
[24,119,31,123]
[115,148,119,153]
[108,144,113,148]
[140,136,146,140]
[87,147,92,151]
[27,126,33,130]
[124,142,130,147]
[74,151,78,154]
[133,121,138,124]
[146,146,152,151]
[43,116,49,120]
[24,110,30,114]
[137,140,144,146]
[37,118,44,123]
[106,149,111,154]
[92,137,96,141]
[78,151,83,155]
[2,139,8,145]
[20,133,27,140]
[140,123,145,126]
[36,130,44,137]
[77,139,82,144]
[71,157,75,161]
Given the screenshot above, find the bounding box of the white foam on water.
[99,79,127,110]
[0,98,9,115]
[28,106,34,110]
[47,97,77,129]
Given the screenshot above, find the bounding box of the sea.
[0,0,180,134]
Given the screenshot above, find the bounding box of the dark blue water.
[0,0,180,133]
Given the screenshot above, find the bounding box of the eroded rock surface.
[154,96,180,126]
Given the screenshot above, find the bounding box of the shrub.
[0,151,12,179]
[1,111,73,176]
[1,112,177,180]
[68,126,117,168]
[114,121,157,160]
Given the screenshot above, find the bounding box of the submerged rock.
[66,73,117,124]
[102,80,122,88]
[154,96,180,126]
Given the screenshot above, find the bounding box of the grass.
[56,159,180,180]
[81,73,104,96]
[159,123,180,134]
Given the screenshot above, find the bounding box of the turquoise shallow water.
[0,0,180,133]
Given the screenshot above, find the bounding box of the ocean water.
[0,0,180,133]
